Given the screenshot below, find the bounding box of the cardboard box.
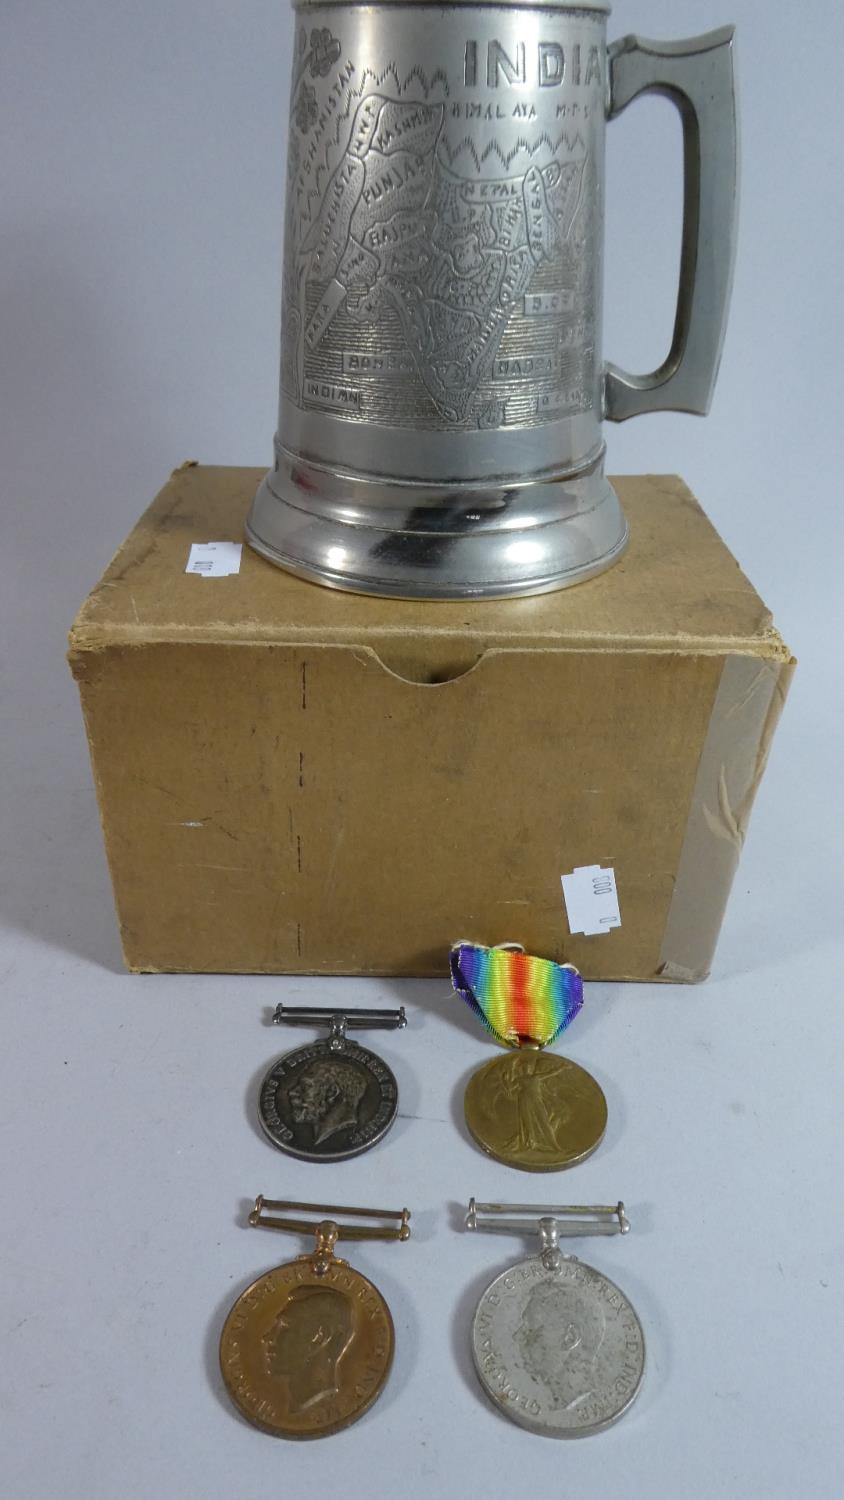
[68,465,793,980]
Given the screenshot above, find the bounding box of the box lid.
[69,465,789,679]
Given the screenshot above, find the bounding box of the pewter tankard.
[247,2,738,598]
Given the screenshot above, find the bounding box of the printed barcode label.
[185,542,242,578]
[561,865,621,938]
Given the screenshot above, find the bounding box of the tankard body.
[247,1,737,597]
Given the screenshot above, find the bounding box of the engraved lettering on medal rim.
[472,1257,644,1435]
[259,1040,399,1160]
[222,1264,394,1436]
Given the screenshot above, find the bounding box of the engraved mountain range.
[438,131,588,174]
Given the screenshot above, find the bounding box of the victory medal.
[452,943,606,1171]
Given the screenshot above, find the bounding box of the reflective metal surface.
[247,3,738,597]
[466,1200,644,1436]
[463,1051,607,1171]
[219,1201,410,1438]
[258,1006,405,1161]
[470,1254,645,1435]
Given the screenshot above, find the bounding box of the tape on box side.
[657,652,796,982]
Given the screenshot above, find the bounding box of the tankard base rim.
[245,472,629,600]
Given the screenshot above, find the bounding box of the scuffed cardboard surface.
[69,466,787,669]
[68,467,793,979]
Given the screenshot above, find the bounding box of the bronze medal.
[219,1198,410,1439]
[464,1051,607,1171]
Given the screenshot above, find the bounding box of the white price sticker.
[561,865,621,938]
[185,542,242,578]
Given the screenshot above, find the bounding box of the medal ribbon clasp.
[467,1199,628,1271]
[249,1196,411,1273]
[272,1003,407,1051]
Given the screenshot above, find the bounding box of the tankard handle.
[604,26,738,422]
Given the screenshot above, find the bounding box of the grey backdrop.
[2,3,843,1498]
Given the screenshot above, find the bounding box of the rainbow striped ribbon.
[450,943,583,1049]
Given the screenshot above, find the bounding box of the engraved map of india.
[281,34,598,431]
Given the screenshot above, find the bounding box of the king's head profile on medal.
[258,1002,407,1161]
[515,1278,606,1411]
[464,1200,644,1437]
[219,1198,411,1438]
[261,1283,356,1412]
[286,1057,369,1146]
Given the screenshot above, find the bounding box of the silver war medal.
[258,1003,406,1162]
[466,1199,645,1436]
